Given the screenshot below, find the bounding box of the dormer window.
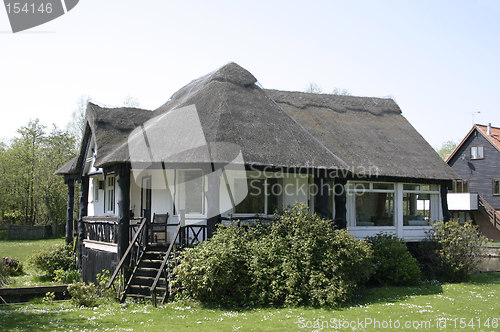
[471,146,484,160]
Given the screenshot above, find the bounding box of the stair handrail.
[150,223,182,304]
[106,217,147,290]
[478,194,500,231]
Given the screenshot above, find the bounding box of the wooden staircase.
[123,246,169,302]
[106,218,207,306]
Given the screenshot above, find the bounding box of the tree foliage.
[436,140,457,160]
[0,120,75,226]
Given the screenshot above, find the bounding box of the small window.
[106,176,115,213]
[471,146,484,159]
[493,179,500,196]
[93,179,99,202]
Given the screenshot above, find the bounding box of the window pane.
[355,192,394,226]
[478,146,484,158]
[267,178,283,214]
[403,184,419,191]
[373,183,394,190]
[348,182,369,191]
[463,181,469,193]
[494,179,500,195]
[471,147,477,159]
[181,170,203,214]
[456,180,463,193]
[403,193,431,226]
[235,178,265,214]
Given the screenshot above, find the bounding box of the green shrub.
[54,269,80,284]
[2,257,23,276]
[68,282,99,307]
[367,233,421,286]
[174,204,373,307]
[432,221,487,281]
[406,240,453,281]
[0,260,8,286]
[30,244,76,279]
[173,225,253,305]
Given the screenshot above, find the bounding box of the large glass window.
[403,184,440,226]
[348,182,395,227]
[234,178,265,214]
[234,177,283,215]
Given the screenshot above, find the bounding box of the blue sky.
[1,0,499,148]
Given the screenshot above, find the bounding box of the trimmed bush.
[432,221,486,281]
[30,244,76,279]
[174,204,373,307]
[367,233,421,286]
[2,257,23,276]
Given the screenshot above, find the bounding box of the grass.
[0,237,65,288]
[0,273,498,331]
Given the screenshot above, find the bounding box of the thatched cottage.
[56,63,456,301]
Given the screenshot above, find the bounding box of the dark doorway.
[141,176,152,222]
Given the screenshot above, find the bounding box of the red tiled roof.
[476,124,500,152]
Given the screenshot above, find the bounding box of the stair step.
[126,293,153,300]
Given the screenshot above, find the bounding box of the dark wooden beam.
[78,176,89,268]
[334,178,347,229]
[206,169,221,238]
[441,182,451,222]
[313,170,331,219]
[65,177,75,245]
[116,164,131,262]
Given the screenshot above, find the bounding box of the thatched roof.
[56,62,455,181]
[267,89,456,180]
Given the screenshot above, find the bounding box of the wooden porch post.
[116,164,131,261]
[78,176,89,268]
[206,168,221,238]
[313,170,331,219]
[65,177,75,245]
[334,178,347,229]
[441,182,451,222]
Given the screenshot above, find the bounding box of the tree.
[123,95,140,108]
[437,140,457,160]
[304,82,322,93]
[0,120,75,227]
[67,95,90,152]
[331,87,351,96]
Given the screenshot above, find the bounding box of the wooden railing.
[106,217,147,297]
[151,224,182,306]
[478,195,500,232]
[82,216,119,243]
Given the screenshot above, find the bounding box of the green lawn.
[0,273,498,331]
[0,237,65,287]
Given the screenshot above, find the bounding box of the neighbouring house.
[56,63,456,302]
[446,123,500,240]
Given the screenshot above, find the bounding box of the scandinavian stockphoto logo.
[3,0,79,33]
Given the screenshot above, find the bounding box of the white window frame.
[471,146,484,160]
[346,181,396,228]
[232,174,284,217]
[105,175,115,214]
[402,184,440,227]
